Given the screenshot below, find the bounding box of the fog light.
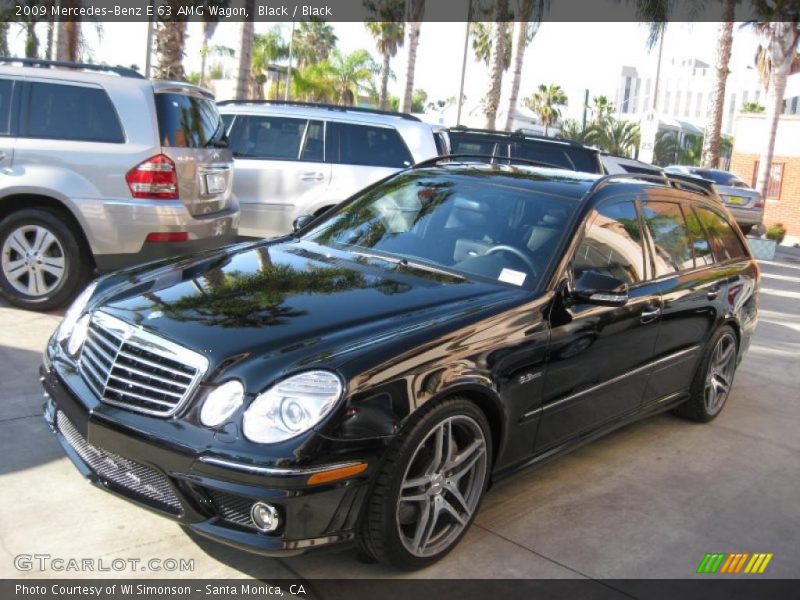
[250,501,280,533]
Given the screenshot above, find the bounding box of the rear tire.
[359,397,492,570]
[0,209,91,311]
[739,224,753,236]
[676,325,738,423]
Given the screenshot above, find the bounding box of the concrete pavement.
[0,259,798,580]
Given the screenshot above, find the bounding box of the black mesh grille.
[207,489,257,529]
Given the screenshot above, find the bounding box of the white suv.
[218,101,444,237]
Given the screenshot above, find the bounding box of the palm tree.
[251,28,289,100]
[653,130,679,166]
[483,0,513,129]
[293,49,378,106]
[234,0,255,99]
[504,0,547,131]
[523,83,568,136]
[292,20,338,69]
[153,3,188,80]
[592,118,641,157]
[748,13,800,199]
[559,119,596,146]
[699,0,736,169]
[364,2,405,111]
[741,101,766,113]
[199,7,226,87]
[400,0,426,113]
[470,22,511,70]
[590,95,615,126]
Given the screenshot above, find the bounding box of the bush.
[766,223,787,244]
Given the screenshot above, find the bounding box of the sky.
[7,20,763,122]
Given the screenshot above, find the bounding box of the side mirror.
[570,271,629,307]
[292,214,314,233]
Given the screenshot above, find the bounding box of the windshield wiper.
[351,250,466,280]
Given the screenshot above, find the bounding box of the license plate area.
[204,172,227,195]
[726,196,745,205]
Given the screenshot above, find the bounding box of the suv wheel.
[0,209,91,311]
[676,326,738,422]
[359,398,491,569]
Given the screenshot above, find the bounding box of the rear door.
[154,88,234,217]
[227,114,330,237]
[640,194,719,402]
[325,121,413,207]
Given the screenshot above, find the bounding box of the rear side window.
[24,82,123,143]
[694,205,749,261]
[641,201,694,275]
[449,132,497,156]
[683,206,715,268]
[155,92,223,148]
[512,142,601,173]
[573,200,647,285]
[0,78,12,135]
[327,122,413,168]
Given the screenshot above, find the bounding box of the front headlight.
[243,371,343,444]
[200,380,245,427]
[56,281,98,345]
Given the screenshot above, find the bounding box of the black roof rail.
[412,154,569,170]
[0,56,144,79]
[216,99,421,122]
[587,172,717,199]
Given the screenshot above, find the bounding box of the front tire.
[0,209,91,311]
[676,326,738,422]
[359,397,492,570]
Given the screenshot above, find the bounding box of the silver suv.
[0,58,238,311]
[218,101,444,237]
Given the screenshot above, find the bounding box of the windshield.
[302,170,578,290]
[690,169,747,188]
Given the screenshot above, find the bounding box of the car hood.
[92,239,522,383]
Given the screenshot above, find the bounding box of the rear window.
[690,169,746,188]
[326,122,412,168]
[641,201,694,275]
[155,92,223,148]
[24,82,124,143]
[694,205,749,261]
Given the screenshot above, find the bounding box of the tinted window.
[448,132,497,156]
[300,120,324,162]
[573,201,646,285]
[221,113,235,134]
[512,141,601,173]
[690,168,747,188]
[327,122,412,168]
[25,82,123,143]
[227,115,307,159]
[304,171,577,289]
[684,206,715,267]
[642,201,694,275]
[0,79,12,135]
[694,205,749,261]
[155,92,223,148]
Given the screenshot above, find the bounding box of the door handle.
[707,285,721,300]
[640,305,661,324]
[301,172,324,181]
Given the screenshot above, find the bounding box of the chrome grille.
[56,411,182,514]
[79,311,208,417]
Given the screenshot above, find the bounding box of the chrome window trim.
[79,311,209,418]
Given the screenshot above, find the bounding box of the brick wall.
[729,152,800,236]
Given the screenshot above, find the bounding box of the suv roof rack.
[216,99,421,122]
[587,172,717,199]
[413,154,568,170]
[0,56,145,79]
[449,125,586,148]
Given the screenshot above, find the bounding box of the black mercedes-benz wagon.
[41,160,759,569]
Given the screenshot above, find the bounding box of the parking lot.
[0,253,798,581]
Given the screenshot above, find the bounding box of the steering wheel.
[485,245,538,278]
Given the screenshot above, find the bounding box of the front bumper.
[40,361,374,557]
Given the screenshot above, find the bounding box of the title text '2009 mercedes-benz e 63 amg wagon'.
[41,158,759,569]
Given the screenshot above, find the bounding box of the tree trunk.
[45,17,54,59]
[504,21,528,131]
[700,0,735,169]
[56,20,81,61]
[379,51,391,110]
[755,23,798,199]
[235,17,254,100]
[25,23,39,58]
[484,18,509,129]
[0,23,9,56]
[400,21,422,113]
[153,20,187,81]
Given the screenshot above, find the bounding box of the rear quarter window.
[155,92,223,148]
[23,82,124,143]
[694,205,749,261]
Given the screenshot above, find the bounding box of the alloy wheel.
[704,332,737,416]
[396,415,488,558]
[1,224,66,297]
